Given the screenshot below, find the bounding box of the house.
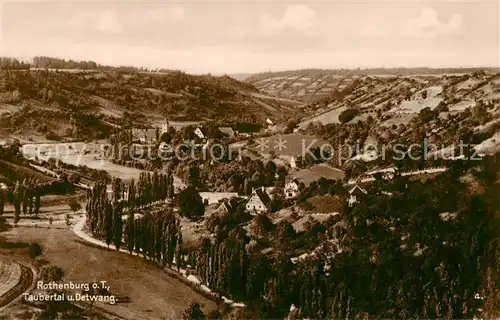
[214,197,240,216]
[284,179,301,199]
[194,127,206,140]
[132,128,158,144]
[266,118,274,126]
[218,127,236,138]
[245,187,272,215]
[290,156,298,170]
[347,184,367,207]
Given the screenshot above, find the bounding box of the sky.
[0,0,498,74]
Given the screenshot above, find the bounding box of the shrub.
[338,109,359,123]
[29,242,43,262]
[45,130,61,141]
[39,265,64,282]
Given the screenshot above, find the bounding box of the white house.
[266,118,274,126]
[194,127,206,140]
[284,180,301,199]
[290,156,297,170]
[245,187,272,215]
[348,184,367,207]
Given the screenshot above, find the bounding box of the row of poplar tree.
[0,178,42,224]
[85,173,183,268]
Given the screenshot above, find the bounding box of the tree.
[285,120,298,134]
[182,302,206,320]
[29,242,42,263]
[0,188,4,216]
[34,188,41,216]
[421,89,428,99]
[188,165,200,188]
[339,109,358,123]
[69,200,81,214]
[13,182,21,226]
[175,231,183,271]
[113,203,123,250]
[178,187,205,220]
[276,220,296,243]
[126,211,135,253]
[69,173,81,184]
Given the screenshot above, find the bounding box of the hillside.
[293,71,500,128]
[0,68,303,142]
[245,68,500,104]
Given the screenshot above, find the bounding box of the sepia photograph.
[0,0,499,319]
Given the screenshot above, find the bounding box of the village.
[0,28,499,319]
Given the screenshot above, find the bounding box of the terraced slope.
[290,72,500,128]
[246,69,500,106]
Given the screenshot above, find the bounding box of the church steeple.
[161,116,170,135]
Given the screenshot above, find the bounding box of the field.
[449,100,476,112]
[288,165,345,185]
[1,226,217,319]
[299,106,347,128]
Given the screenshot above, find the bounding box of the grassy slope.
[1,227,217,319]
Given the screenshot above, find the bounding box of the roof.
[195,126,207,134]
[132,128,157,140]
[286,179,301,186]
[255,188,272,206]
[349,184,367,195]
[218,127,235,136]
[216,201,233,215]
[246,187,272,209]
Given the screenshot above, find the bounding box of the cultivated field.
[299,106,347,128]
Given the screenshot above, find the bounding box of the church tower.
[161,117,169,135]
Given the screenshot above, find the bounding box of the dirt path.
[0,258,35,311]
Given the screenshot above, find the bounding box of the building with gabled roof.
[214,197,241,216]
[244,187,272,215]
[284,179,301,199]
[194,127,206,140]
[218,127,236,138]
[347,184,368,207]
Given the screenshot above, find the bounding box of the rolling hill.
[0,68,304,142]
[245,70,500,129]
[245,68,500,104]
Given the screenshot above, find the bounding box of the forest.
[85,154,499,319]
